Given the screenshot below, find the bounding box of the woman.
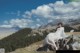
[44,22,67,50]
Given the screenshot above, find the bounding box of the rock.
[72,42,80,50]
[37,44,54,52]
[58,35,74,50]
[58,35,80,50]
[37,35,80,51]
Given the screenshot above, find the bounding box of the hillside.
[0,28,32,52]
[9,41,55,53]
[0,24,80,53]
[0,28,48,53]
[9,32,80,53]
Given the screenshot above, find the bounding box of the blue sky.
[0,0,68,23]
[0,0,80,29]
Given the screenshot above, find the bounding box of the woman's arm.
[62,27,66,38]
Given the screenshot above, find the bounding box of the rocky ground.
[8,32,80,53]
[8,41,55,53]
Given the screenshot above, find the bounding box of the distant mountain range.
[0,18,80,52]
[39,18,80,30]
[0,18,80,40]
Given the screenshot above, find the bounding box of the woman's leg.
[51,41,58,50]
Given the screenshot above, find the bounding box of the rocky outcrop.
[37,35,80,51]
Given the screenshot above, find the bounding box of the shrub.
[0,28,47,52]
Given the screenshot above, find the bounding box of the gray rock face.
[71,35,80,50]
[37,35,80,52]
[58,35,80,50]
[72,42,80,50]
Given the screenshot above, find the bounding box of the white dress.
[44,27,67,45]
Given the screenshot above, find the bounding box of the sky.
[0,0,80,29]
[0,0,61,23]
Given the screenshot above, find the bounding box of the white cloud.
[36,18,41,22]
[36,24,41,27]
[31,5,53,18]
[48,19,53,23]
[1,1,80,28]
[0,19,33,28]
[23,1,80,20]
[6,11,21,16]
[23,5,53,18]
[22,11,32,18]
[0,25,13,28]
[54,1,64,6]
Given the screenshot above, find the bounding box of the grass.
[9,32,80,53]
[2,32,79,53]
[66,32,80,35]
[9,41,55,53]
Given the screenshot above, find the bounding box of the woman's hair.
[56,22,63,31]
[57,22,63,27]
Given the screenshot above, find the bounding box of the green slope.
[0,28,47,52]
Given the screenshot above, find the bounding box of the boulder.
[37,35,80,51]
